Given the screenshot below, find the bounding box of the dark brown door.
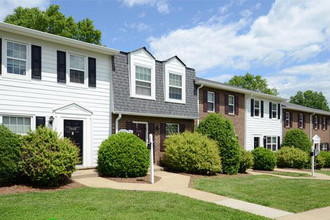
[64,120,83,164]
[254,137,260,149]
[133,123,146,142]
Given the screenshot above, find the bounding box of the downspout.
[109,56,115,136]
[310,112,316,140]
[196,84,204,126]
[115,114,122,134]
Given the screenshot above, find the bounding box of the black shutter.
[263,136,267,148]
[290,112,293,128]
[88,57,96,87]
[278,136,281,150]
[148,122,155,135]
[31,45,42,79]
[225,94,229,114]
[126,121,133,130]
[160,123,166,152]
[179,124,185,133]
[318,116,320,130]
[261,101,264,118]
[303,114,306,129]
[251,99,254,117]
[57,51,66,83]
[278,103,281,119]
[235,95,239,115]
[215,91,220,113]
[0,38,2,75]
[203,91,208,112]
[269,102,272,119]
[36,116,46,128]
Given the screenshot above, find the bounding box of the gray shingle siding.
[112,52,198,118]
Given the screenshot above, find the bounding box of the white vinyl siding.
[228,95,235,114]
[207,91,215,112]
[2,116,31,134]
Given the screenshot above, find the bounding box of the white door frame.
[132,121,149,143]
[253,134,262,149]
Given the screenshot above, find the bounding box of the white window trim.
[266,136,278,152]
[0,114,34,135]
[254,99,261,118]
[322,117,326,130]
[314,116,318,130]
[2,38,31,80]
[298,114,304,128]
[285,112,290,128]
[207,91,215,112]
[272,103,277,119]
[66,53,88,88]
[165,71,185,104]
[165,123,179,137]
[228,95,235,115]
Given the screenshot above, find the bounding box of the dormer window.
[135,66,152,96]
[169,73,182,100]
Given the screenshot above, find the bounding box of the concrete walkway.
[248,168,330,180]
[278,206,330,220]
[72,169,292,219]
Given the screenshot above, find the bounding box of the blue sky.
[1,0,329,101]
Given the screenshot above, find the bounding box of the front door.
[64,120,83,164]
[254,137,260,149]
[132,123,147,142]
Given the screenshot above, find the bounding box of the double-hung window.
[254,100,260,117]
[135,66,152,96]
[228,95,235,114]
[266,136,277,151]
[285,112,290,127]
[2,116,31,134]
[169,73,182,100]
[207,92,215,112]
[7,41,27,75]
[322,117,326,130]
[298,114,304,128]
[314,116,318,129]
[69,54,85,84]
[165,123,179,137]
[272,103,277,118]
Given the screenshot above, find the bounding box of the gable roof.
[195,77,286,101]
[129,47,156,60]
[282,102,330,116]
[0,22,119,56]
[163,56,186,66]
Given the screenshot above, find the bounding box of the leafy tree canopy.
[228,73,279,96]
[4,4,102,45]
[290,90,329,111]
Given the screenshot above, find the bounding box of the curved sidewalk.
[72,169,293,219]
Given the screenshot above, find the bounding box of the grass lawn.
[0,187,267,220]
[194,175,330,213]
[316,170,330,176]
[272,171,310,177]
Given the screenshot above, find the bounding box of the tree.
[228,73,279,96]
[290,90,329,111]
[4,5,102,45]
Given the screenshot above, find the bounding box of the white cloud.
[208,74,234,82]
[120,0,169,14]
[124,22,152,32]
[148,0,330,71]
[0,0,50,21]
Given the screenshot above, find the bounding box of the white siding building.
[0,22,118,167]
[245,94,286,151]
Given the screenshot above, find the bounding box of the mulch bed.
[0,181,84,196]
[105,174,161,184]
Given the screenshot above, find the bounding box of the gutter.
[115,114,122,134]
[196,84,203,126]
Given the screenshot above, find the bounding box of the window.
[169,73,182,100]
[7,41,27,75]
[314,116,318,129]
[298,114,304,128]
[228,95,235,114]
[266,136,277,151]
[322,117,326,130]
[69,54,85,84]
[272,103,277,118]
[135,66,152,96]
[254,100,260,117]
[322,143,328,151]
[165,123,179,137]
[285,112,290,127]
[2,116,31,134]
[207,92,215,112]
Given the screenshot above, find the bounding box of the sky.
[1,0,329,102]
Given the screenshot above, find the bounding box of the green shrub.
[320,151,330,168]
[97,132,149,177]
[197,113,241,175]
[252,147,277,171]
[282,129,312,152]
[315,154,326,169]
[276,147,309,169]
[0,125,21,186]
[239,150,253,173]
[162,131,222,175]
[19,127,79,186]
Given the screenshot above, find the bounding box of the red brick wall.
[112,114,194,164]
[197,87,245,147]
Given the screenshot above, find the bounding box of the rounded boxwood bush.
[0,125,21,186]
[239,150,253,173]
[315,154,326,169]
[282,129,312,152]
[97,132,149,177]
[162,131,222,175]
[197,113,241,175]
[19,126,80,186]
[252,147,277,171]
[320,151,330,168]
[276,147,309,169]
